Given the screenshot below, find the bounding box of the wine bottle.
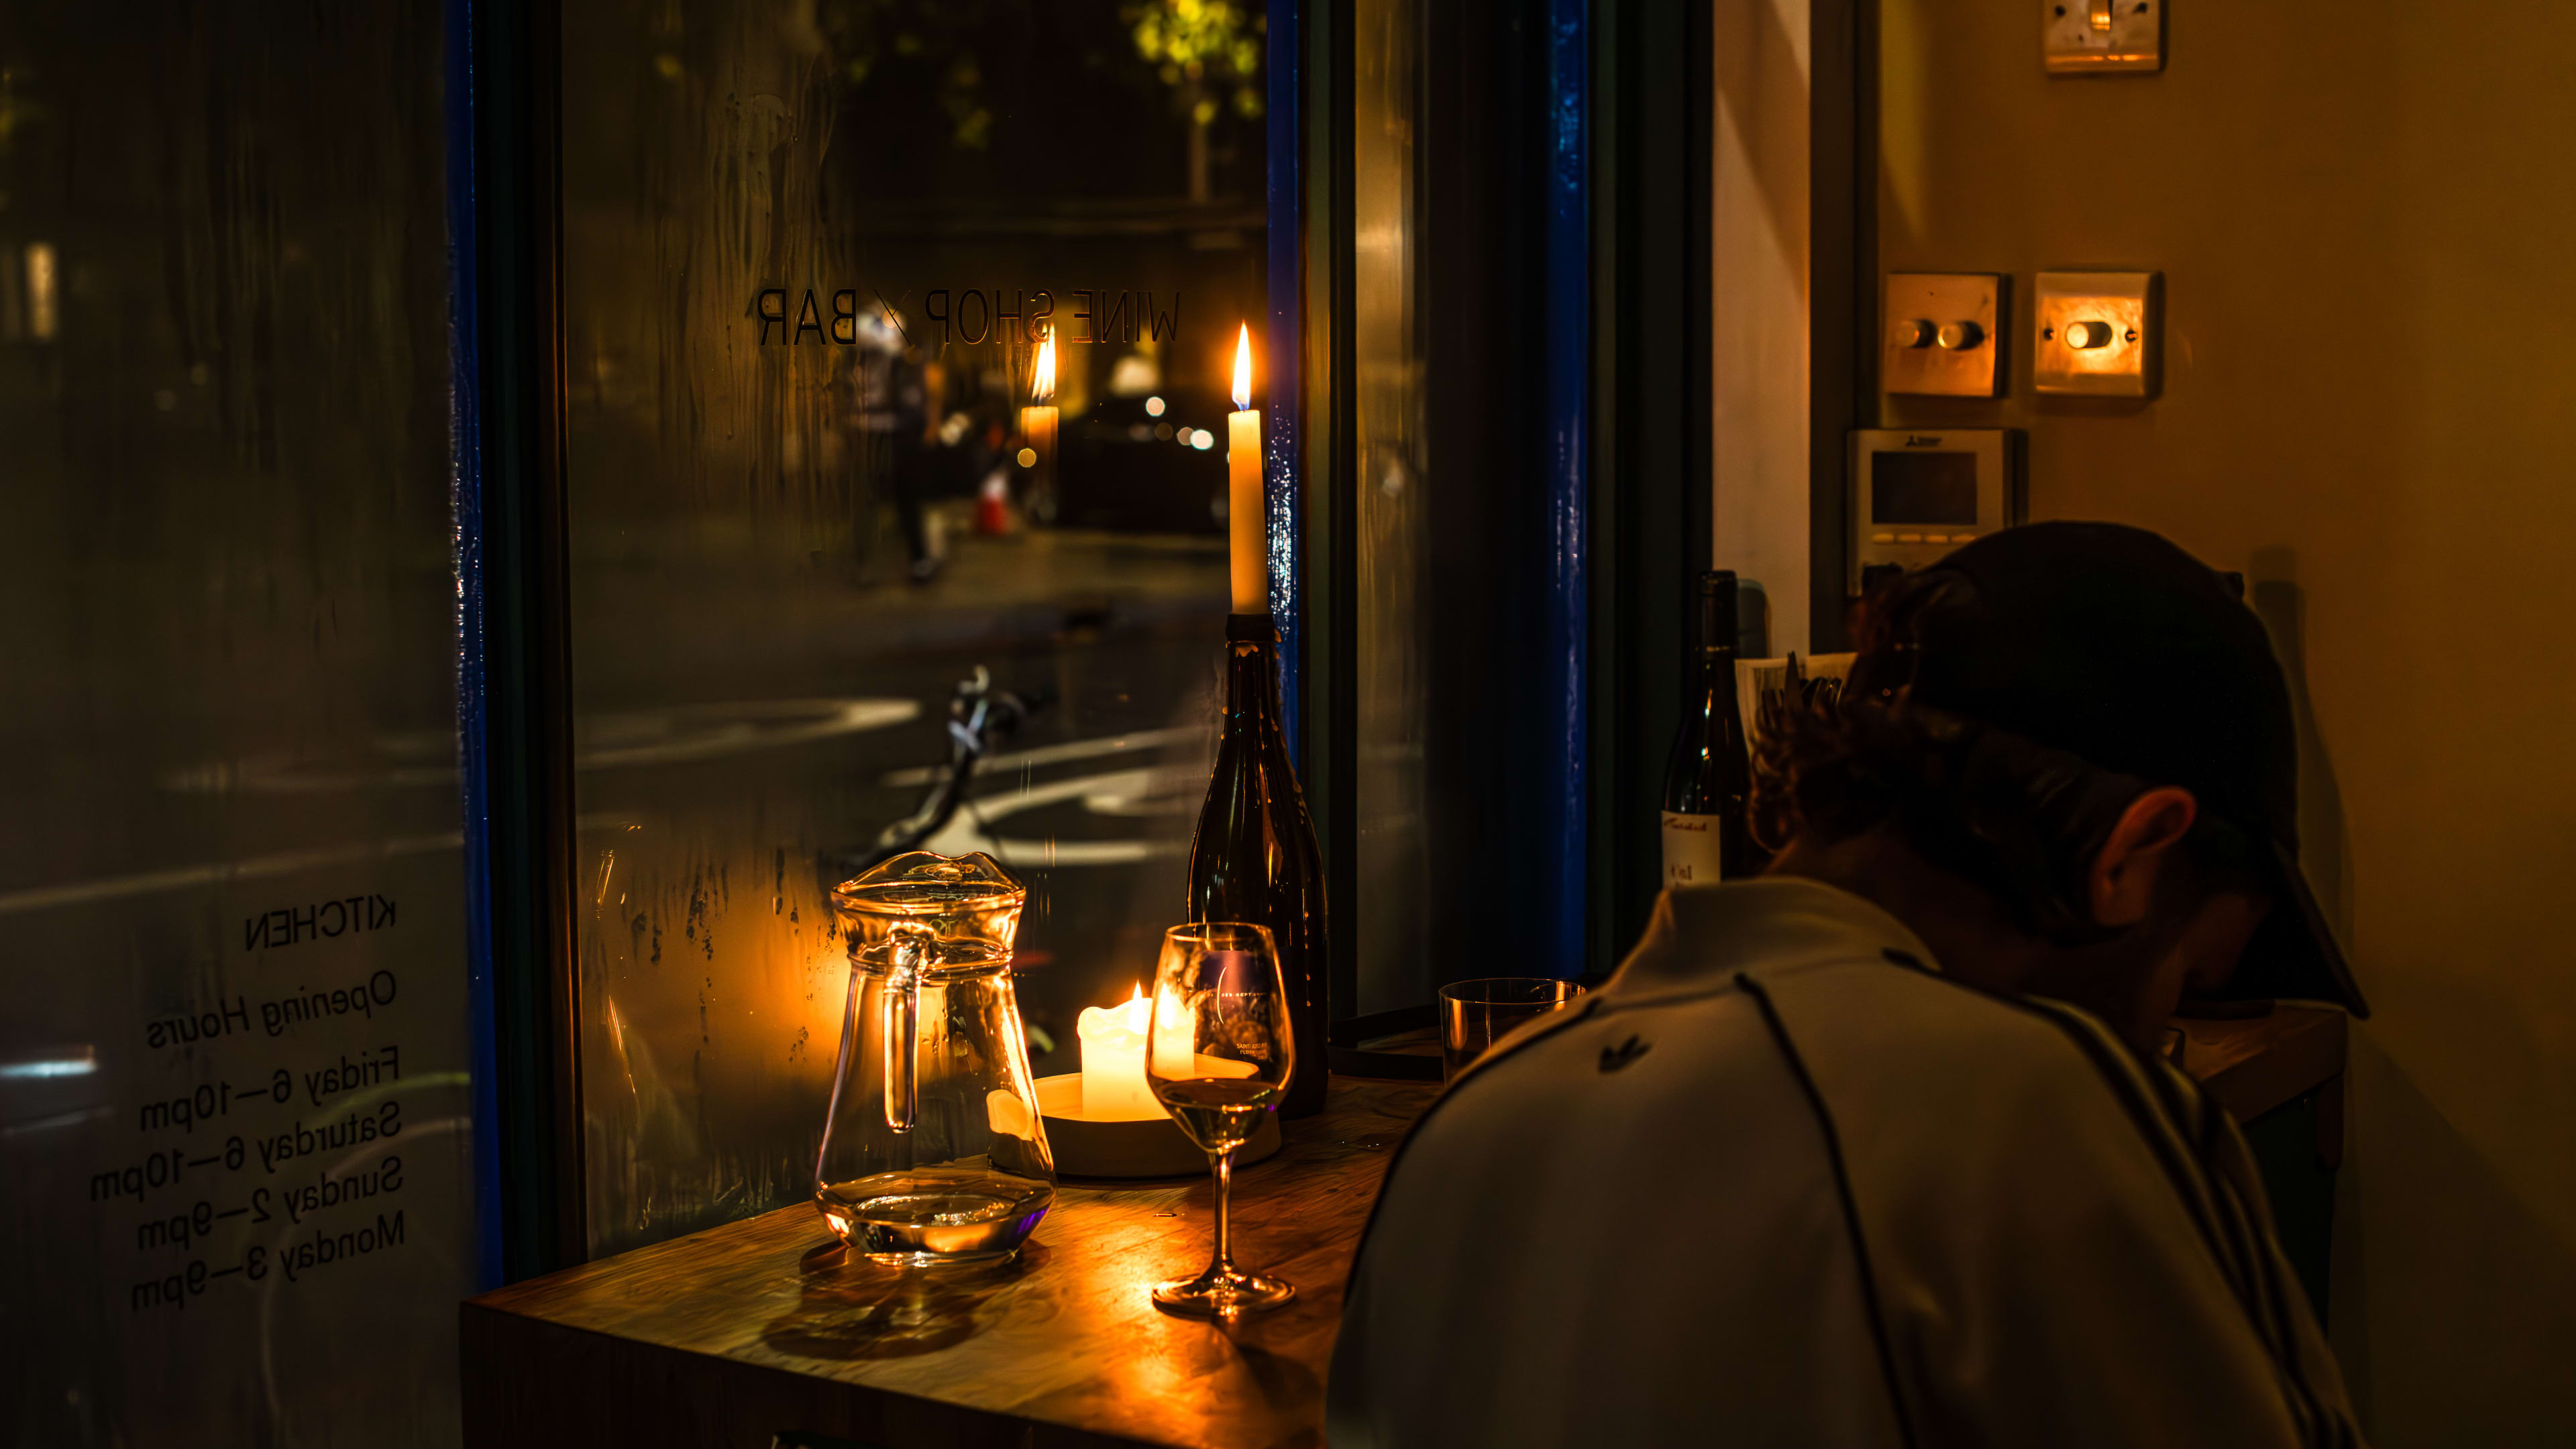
[1661,571,1760,888]
[1187,613,1330,1118]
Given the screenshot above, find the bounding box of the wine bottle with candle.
[1187,325,1331,1118]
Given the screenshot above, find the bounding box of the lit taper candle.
[1227,323,1264,614]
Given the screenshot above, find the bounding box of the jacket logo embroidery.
[1598,1035,1652,1073]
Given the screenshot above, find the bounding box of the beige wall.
[1879,2,2576,1440]
[1712,0,1817,651]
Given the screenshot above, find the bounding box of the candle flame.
[1120,982,1150,1033]
[1032,335,1057,403]
[1232,323,1252,411]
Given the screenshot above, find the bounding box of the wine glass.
[1144,921,1297,1318]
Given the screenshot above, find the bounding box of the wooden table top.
[461,1008,2343,1449]
[464,1077,1441,1449]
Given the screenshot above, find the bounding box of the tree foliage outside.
[1124,0,1263,201]
[776,0,1265,203]
[813,0,1012,155]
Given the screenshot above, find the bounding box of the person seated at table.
[1329,523,2369,1449]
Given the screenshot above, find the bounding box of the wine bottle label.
[1660,812,1729,889]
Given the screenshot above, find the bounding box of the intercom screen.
[1871,451,1979,525]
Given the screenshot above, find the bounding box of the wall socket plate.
[2045,0,2164,74]
[1882,273,2006,397]
[2034,271,2160,397]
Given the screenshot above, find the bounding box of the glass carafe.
[816,851,1055,1266]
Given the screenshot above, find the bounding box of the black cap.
[1887,521,2367,1017]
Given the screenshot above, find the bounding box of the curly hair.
[1750,570,2265,945]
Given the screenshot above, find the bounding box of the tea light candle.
[1227,323,1264,614]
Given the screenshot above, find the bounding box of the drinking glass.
[1144,921,1296,1318]
[1439,977,1587,1081]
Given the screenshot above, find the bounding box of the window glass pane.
[0,7,473,1442]
[559,0,1267,1255]
[1354,0,1430,1012]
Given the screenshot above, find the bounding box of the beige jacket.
[1329,876,2361,1448]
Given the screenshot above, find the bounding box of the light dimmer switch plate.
[2034,271,2160,397]
[1882,273,2004,398]
[2045,0,2164,74]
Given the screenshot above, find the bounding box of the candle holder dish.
[1034,1073,1280,1179]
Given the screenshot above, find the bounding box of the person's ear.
[2090,787,2198,928]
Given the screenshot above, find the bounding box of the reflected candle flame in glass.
[1022,336,1059,478]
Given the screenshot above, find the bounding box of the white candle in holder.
[1077,985,1165,1120]
[1076,981,1265,1122]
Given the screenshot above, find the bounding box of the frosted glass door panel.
[0,5,474,1446]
